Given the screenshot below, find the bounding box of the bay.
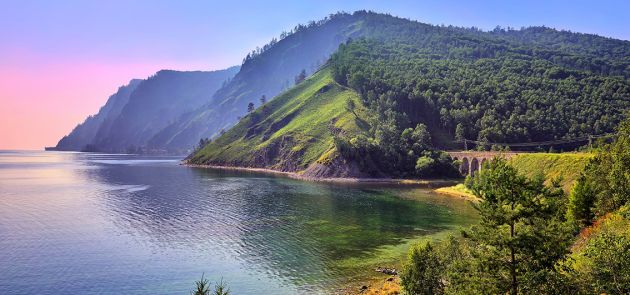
[0,151,476,294]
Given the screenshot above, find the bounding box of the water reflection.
[0,152,477,294]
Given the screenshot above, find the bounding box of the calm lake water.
[0,151,477,294]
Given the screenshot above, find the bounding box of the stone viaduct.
[446,151,523,176]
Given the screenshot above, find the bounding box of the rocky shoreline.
[183,163,460,187]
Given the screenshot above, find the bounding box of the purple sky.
[1,0,628,149]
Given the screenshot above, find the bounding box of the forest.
[331,12,630,146]
[400,114,630,294]
[323,11,630,178]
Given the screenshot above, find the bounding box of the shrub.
[400,242,444,295]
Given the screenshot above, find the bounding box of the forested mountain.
[189,11,630,178]
[54,67,239,153]
[55,80,141,151]
[329,12,630,148]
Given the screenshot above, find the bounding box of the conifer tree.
[468,158,571,294]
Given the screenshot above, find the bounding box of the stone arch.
[470,158,480,176]
[461,157,470,176]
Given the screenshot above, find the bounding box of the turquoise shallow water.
[0,151,476,294]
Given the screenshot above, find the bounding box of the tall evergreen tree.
[468,158,572,294]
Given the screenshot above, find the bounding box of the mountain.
[151,13,367,150]
[54,80,141,151]
[328,13,630,146]
[189,66,370,177]
[54,67,239,153]
[189,11,630,178]
[92,67,239,153]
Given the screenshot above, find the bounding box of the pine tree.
[468,158,571,294]
[455,123,465,142]
[294,69,306,85]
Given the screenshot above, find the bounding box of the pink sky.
[0,49,230,150]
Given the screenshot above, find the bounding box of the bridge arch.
[460,157,470,175]
[447,151,521,177]
[470,158,479,176]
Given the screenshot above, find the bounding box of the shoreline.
[184,162,476,294]
[434,186,479,202]
[183,163,461,188]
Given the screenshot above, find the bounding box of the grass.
[434,184,476,201]
[508,152,594,192]
[189,66,369,170]
[435,152,593,200]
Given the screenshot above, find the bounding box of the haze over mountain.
[55,80,141,151]
[152,13,365,150]
[54,67,239,153]
[55,13,367,153]
[56,11,629,159]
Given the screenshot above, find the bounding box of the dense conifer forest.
[330,12,630,146]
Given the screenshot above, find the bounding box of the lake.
[0,151,477,294]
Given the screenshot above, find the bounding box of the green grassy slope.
[189,67,369,173]
[508,153,594,191]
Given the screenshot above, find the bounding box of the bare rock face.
[302,155,367,179]
[250,136,305,172]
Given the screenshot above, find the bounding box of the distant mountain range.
[56,11,630,169]
[54,13,368,154]
[53,67,239,154]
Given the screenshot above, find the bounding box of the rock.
[387,277,394,281]
[318,84,332,94]
[375,266,398,275]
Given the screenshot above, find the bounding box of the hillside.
[188,67,371,178]
[154,13,367,150]
[509,153,594,191]
[329,13,630,148]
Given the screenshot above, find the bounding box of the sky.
[1,0,628,150]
